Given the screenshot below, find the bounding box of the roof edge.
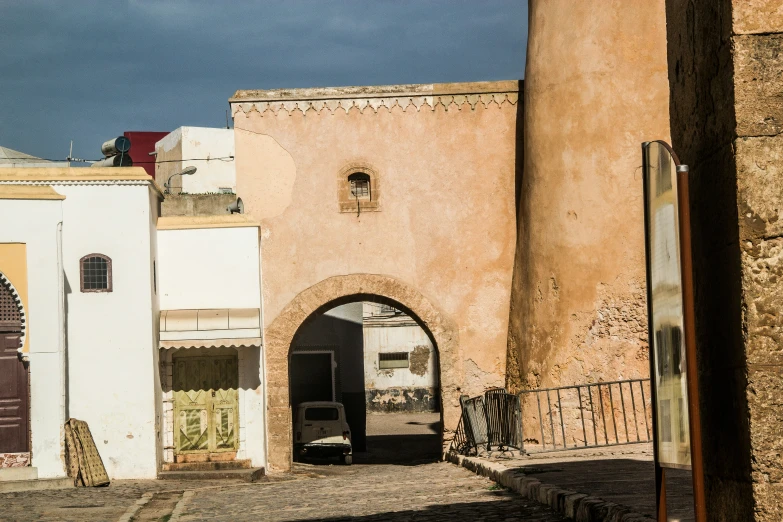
[230,80,520,103]
[157,214,261,231]
[0,167,164,199]
[0,185,65,201]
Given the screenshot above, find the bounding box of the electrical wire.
[1,156,235,164]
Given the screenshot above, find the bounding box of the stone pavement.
[450,443,695,522]
[178,462,569,521]
[0,462,568,521]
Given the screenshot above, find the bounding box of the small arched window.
[348,172,371,199]
[80,254,112,293]
[338,163,380,213]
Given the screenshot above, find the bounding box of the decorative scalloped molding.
[231,92,518,117]
[0,180,150,187]
[0,271,26,355]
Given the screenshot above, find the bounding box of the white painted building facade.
[0,168,265,483]
[362,303,438,413]
[154,127,235,194]
[0,186,65,480]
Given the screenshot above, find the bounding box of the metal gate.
[484,388,523,450]
[452,389,523,455]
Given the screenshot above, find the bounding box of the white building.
[154,127,235,194]
[362,303,439,413]
[0,168,264,484]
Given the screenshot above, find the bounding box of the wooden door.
[173,355,239,456]
[0,332,28,453]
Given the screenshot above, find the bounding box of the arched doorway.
[289,297,441,464]
[264,274,460,471]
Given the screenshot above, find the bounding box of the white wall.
[0,199,65,478]
[363,324,438,390]
[55,183,159,479]
[156,127,235,194]
[157,226,261,310]
[147,189,162,469]
[157,225,265,468]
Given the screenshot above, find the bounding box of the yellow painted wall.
[0,243,29,352]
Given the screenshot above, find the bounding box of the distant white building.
[154,127,235,194]
[0,145,68,168]
[0,167,264,483]
[363,303,439,413]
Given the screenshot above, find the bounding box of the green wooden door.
[173,355,239,455]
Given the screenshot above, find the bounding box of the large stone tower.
[508,1,671,390]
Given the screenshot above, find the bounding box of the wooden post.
[676,165,707,521]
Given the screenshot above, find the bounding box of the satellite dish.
[227,197,244,214]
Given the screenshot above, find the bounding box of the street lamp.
[164,166,197,194]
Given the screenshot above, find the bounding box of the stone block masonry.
[666,0,783,518]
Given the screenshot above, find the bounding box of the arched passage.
[265,274,460,471]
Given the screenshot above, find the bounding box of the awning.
[159,308,261,349]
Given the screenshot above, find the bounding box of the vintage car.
[294,401,353,465]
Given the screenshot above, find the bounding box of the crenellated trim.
[231,92,518,117]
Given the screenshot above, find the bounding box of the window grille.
[80,254,112,292]
[379,352,409,369]
[348,172,371,199]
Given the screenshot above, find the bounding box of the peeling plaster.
[409,345,430,376]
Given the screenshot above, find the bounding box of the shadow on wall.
[664,0,753,518]
[505,79,526,392]
[161,346,261,394]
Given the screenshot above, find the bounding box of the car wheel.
[342,455,352,465]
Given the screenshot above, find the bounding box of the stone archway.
[264,274,461,471]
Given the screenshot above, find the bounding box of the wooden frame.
[79,253,113,293]
[338,162,381,213]
[641,141,706,522]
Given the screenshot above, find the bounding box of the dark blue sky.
[0,1,526,162]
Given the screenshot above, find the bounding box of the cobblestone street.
[0,462,568,521]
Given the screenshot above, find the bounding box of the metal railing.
[459,394,489,454]
[484,388,523,450]
[519,378,651,453]
[450,389,524,456]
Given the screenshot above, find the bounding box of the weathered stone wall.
[509,1,671,393]
[160,193,236,216]
[230,83,519,470]
[365,387,438,413]
[665,0,783,519]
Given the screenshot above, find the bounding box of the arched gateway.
[264,274,461,471]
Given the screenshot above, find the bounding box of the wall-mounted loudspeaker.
[227,197,244,214]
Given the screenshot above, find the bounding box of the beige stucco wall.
[231,81,520,469]
[509,1,671,392]
[0,243,29,353]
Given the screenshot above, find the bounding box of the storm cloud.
[0,1,526,161]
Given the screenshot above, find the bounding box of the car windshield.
[305,407,339,421]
